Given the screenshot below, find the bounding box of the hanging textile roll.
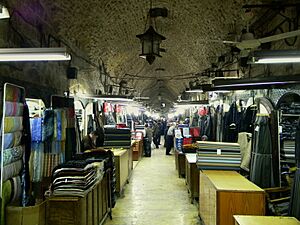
[250,115,275,188]
[5,101,24,117]
[2,131,22,149]
[42,109,54,141]
[2,159,22,182]
[2,145,24,166]
[4,117,23,133]
[0,180,12,225]
[30,117,42,142]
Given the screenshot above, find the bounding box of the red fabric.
[198,107,208,116]
[183,138,192,145]
[190,127,200,137]
[117,123,127,128]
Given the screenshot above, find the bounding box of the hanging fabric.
[250,115,275,188]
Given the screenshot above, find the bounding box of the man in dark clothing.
[82,131,98,151]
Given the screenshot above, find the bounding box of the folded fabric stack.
[197,141,241,170]
[51,160,104,197]
[281,140,295,163]
[104,128,131,148]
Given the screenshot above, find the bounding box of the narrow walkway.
[105,146,201,225]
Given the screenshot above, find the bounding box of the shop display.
[197,141,241,170]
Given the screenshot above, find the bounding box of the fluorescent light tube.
[0,48,71,61]
[255,57,300,64]
[185,89,203,93]
[0,5,10,19]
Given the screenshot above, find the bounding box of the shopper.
[82,130,98,151]
[152,121,160,148]
[165,122,175,155]
[144,123,153,157]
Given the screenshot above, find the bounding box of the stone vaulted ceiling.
[11,0,258,110]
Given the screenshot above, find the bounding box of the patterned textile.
[0,180,12,225]
[2,145,24,166]
[10,176,22,203]
[30,118,42,142]
[5,101,24,116]
[30,142,44,182]
[5,85,24,103]
[42,110,54,141]
[4,117,23,133]
[2,160,23,182]
[3,131,22,149]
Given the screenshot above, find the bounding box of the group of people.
[144,120,177,156]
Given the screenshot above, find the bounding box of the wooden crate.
[234,215,300,225]
[185,153,199,203]
[175,150,185,178]
[113,149,129,194]
[199,170,265,225]
[6,201,46,225]
[46,174,109,225]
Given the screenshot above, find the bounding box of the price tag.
[217,149,222,155]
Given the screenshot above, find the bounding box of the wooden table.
[234,215,300,225]
[175,150,185,178]
[199,170,265,225]
[185,153,199,203]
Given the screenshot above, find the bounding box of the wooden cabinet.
[46,173,109,225]
[199,170,265,225]
[113,149,129,194]
[234,215,300,225]
[175,150,185,178]
[132,140,143,161]
[185,153,199,203]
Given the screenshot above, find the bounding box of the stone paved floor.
[104,146,201,225]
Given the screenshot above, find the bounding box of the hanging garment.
[240,105,257,133]
[237,132,252,172]
[42,110,54,141]
[30,117,42,142]
[250,116,275,188]
[223,102,242,142]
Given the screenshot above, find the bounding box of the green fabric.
[0,180,12,225]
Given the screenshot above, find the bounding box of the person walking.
[165,122,175,155]
[152,121,160,148]
[144,123,153,157]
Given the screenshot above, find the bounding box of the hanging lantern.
[136,26,166,65]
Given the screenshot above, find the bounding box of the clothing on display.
[250,115,275,188]
[237,132,252,172]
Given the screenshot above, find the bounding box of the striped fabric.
[197,141,241,170]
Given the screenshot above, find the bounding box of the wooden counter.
[175,150,185,178]
[46,173,109,225]
[185,153,199,203]
[199,170,265,225]
[234,216,300,225]
[113,149,129,194]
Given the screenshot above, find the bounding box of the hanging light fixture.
[136,0,167,65]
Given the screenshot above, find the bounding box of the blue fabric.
[31,142,44,182]
[30,118,42,142]
[42,110,54,141]
[3,131,22,149]
[55,109,62,141]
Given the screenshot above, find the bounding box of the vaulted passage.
[104,147,200,225]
